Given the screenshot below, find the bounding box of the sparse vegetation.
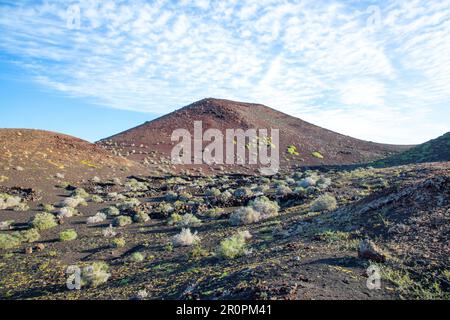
[310,194,337,212]
[216,230,252,259]
[172,228,201,247]
[114,215,133,227]
[30,212,57,230]
[81,262,111,288]
[59,229,78,242]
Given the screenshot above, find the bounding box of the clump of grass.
[216,230,252,259]
[189,244,209,261]
[0,193,22,210]
[311,151,324,159]
[40,203,55,212]
[102,225,117,238]
[111,237,126,248]
[0,233,22,249]
[116,198,141,211]
[310,194,337,212]
[81,262,111,288]
[276,185,292,196]
[59,229,78,242]
[58,206,78,218]
[70,188,89,198]
[90,195,104,203]
[103,206,120,217]
[114,215,132,227]
[129,252,145,263]
[86,212,107,224]
[61,196,87,208]
[249,197,279,219]
[287,145,299,155]
[13,202,30,211]
[19,228,41,243]
[172,228,201,247]
[30,212,57,230]
[229,207,260,225]
[233,187,253,199]
[0,220,14,231]
[168,213,201,227]
[297,177,317,188]
[133,210,150,223]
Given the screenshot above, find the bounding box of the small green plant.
[310,194,337,212]
[20,228,41,243]
[168,213,201,227]
[114,215,133,227]
[90,195,104,203]
[130,252,145,262]
[111,237,126,248]
[70,188,89,198]
[287,145,299,155]
[216,230,252,259]
[133,210,150,223]
[0,233,22,249]
[59,229,78,242]
[30,212,57,230]
[172,228,201,246]
[103,206,120,217]
[311,151,324,159]
[189,244,209,261]
[165,242,174,252]
[40,203,55,212]
[81,262,111,288]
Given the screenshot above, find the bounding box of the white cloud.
[0,0,449,144]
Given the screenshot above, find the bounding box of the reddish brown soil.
[97,98,413,173]
[0,129,147,194]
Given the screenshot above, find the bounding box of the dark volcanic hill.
[0,129,145,188]
[97,98,412,174]
[374,132,450,167]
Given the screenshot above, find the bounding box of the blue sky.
[0,0,449,144]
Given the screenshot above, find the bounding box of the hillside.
[374,132,450,167]
[0,129,146,191]
[98,98,412,174]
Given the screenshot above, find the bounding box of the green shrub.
[133,210,150,223]
[168,213,201,227]
[111,237,126,248]
[30,212,57,230]
[216,230,252,259]
[233,187,253,199]
[20,228,41,243]
[311,151,324,159]
[116,198,141,211]
[249,197,279,219]
[114,215,132,227]
[103,206,120,217]
[172,228,201,247]
[287,145,299,155]
[229,207,260,225]
[310,194,337,212]
[0,194,22,210]
[59,229,78,242]
[40,203,55,212]
[130,252,145,262]
[90,195,104,203]
[70,188,89,198]
[81,262,110,288]
[0,233,22,249]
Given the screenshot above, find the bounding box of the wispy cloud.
[0,0,449,143]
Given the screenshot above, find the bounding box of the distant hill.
[98,98,412,173]
[374,132,450,167]
[0,129,145,187]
